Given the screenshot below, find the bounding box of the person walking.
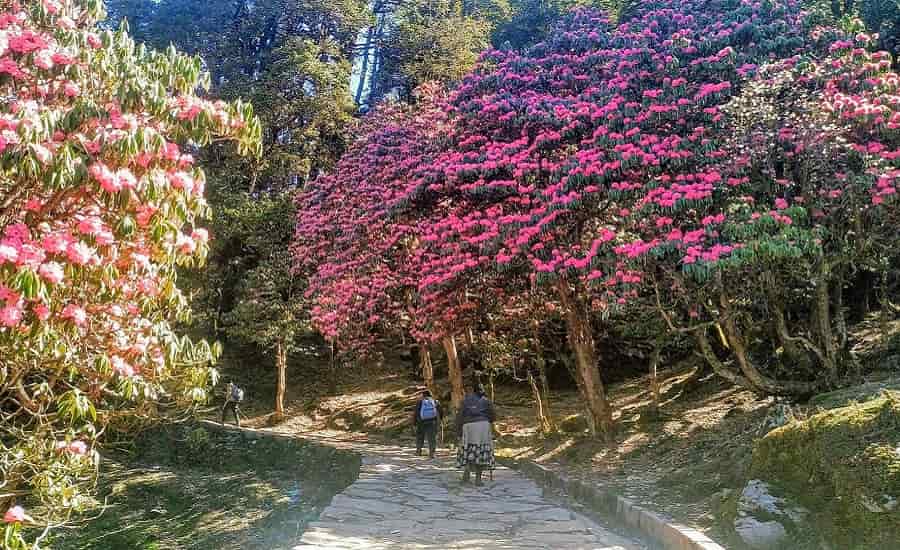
[221,381,243,427]
[413,389,442,458]
[455,381,496,486]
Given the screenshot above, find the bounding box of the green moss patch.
[808,378,900,410]
[751,392,900,549]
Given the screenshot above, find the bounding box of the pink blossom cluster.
[0,2,255,394]
[294,0,895,346]
[0,1,260,537]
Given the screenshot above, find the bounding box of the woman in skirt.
[455,381,496,485]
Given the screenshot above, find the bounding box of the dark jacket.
[455,393,496,432]
[413,397,442,424]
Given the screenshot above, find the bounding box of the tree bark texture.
[275,340,286,416]
[442,336,465,411]
[419,342,435,396]
[556,281,614,440]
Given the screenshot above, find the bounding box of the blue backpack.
[420,398,437,420]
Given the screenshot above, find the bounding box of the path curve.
[292,439,645,550]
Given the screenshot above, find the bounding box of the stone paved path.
[292,441,644,550]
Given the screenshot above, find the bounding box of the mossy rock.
[809,382,900,410]
[751,392,900,549]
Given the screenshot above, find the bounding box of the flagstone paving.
[292,441,645,550]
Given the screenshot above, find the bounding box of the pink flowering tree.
[296,83,521,410]
[0,0,260,545]
[293,85,466,401]
[396,0,811,437]
[651,30,900,393]
[296,0,900,439]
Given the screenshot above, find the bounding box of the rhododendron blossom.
[294,0,822,437]
[56,440,88,455]
[0,304,23,327]
[0,1,260,541]
[38,261,64,284]
[111,355,136,377]
[3,506,27,524]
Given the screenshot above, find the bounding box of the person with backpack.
[413,389,442,458]
[455,380,496,486]
[221,381,243,427]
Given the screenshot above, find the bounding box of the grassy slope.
[51,424,360,550]
[53,463,302,550]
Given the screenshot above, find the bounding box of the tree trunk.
[442,336,465,411]
[834,272,848,350]
[538,362,554,429]
[718,295,820,396]
[365,11,386,100]
[354,25,374,105]
[764,283,831,375]
[527,367,552,433]
[556,281,614,440]
[328,339,337,394]
[814,262,839,381]
[879,265,897,340]
[275,341,286,417]
[696,329,755,389]
[765,285,816,373]
[488,371,495,402]
[419,342,435,395]
[770,303,809,366]
[531,320,555,431]
[648,342,662,417]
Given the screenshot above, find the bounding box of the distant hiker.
[221,381,244,427]
[455,381,496,486]
[413,389,442,458]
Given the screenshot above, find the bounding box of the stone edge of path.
[499,457,725,550]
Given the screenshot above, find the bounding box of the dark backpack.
[463,396,483,417]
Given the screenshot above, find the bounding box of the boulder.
[732,479,808,549]
[733,516,787,549]
[750,392,900,547]
[738,479,808,523]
